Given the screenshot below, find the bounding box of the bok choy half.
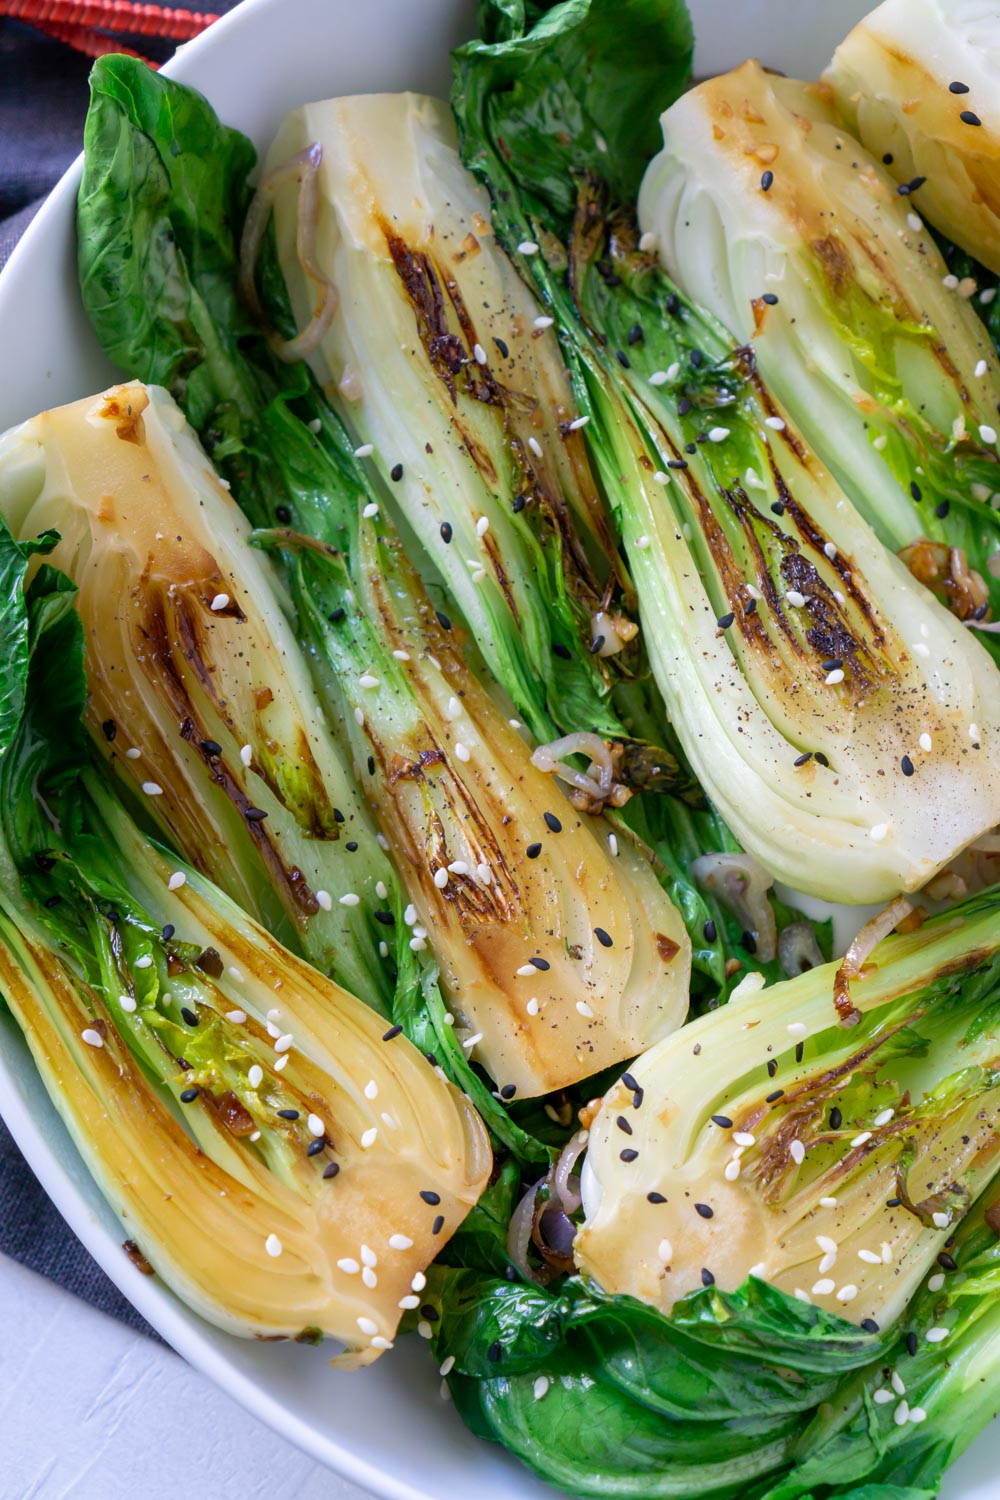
[452,0,1000,904]
[639,60,1000,649]
[0,520,490,1362]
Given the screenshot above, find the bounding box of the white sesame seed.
[398,1294,420,1309]
[439,1355,456,1377]
[932,1211,950,1230]
[970,723,980,741]
[576,1000,594,1018]
[891,1371,906,1395]
[266,1021,281,1039]
[634,534,650,549]
[265,1234,283,1258]
[361,1127,378,1149]
[381,1112,397,1129]
[975,359,989,378]
[412,1271,427,1292]
[874,1387,894,1404]
[532,1374,550,1401]
[142,781,163,796]
[248,1064,263,1089]
[313,889,333,913]
[765,416,786,431]
[517,963,536,978]
[851,1131,872,1147]
[928,1273,945,1292]
[825,668,845,685]
[353,707,365,726]
[362,1267,378,1289]
[789,1140,806,1165]
[307,1113,325,1138]
[167,870,186,892]
[357,1316,378,1336]
[378,940,389,957]
[724,1158,741,1181]
[354,443,374,458]
[836,1284,858,1303]
[658,1238,673,1262]
[732,1131,755,1147]
[648,370,669,388]
[135,955,153,970]
[462,1032,483,1050]
[454,742,471,762]
[858,1249,882,1264]
[371,1336,393,1351]
[120,994,136,1013]
[608,833,619,857]
[811,1278,835,1295]
[528,436,544,459]
[518,241,539,255]
[210,593,229,612]
[873,1107,895,1127]
[533,315,554,329]
[225,1009,246,1024]
[81,1028,104,1049]
[364,1080,378,1100]
[873,434,888,451]
[125,747,141,759]
[432,867,449,891]
[638,230,659,253]
[476,516,490,538]
[390,1233,413,1250]
[708,426,731,443]
[358,673,380,690]
[274,1033,293,1053]
[926,1326,948,1343]
[785,589,806,608]
[525,998,540,1017]
[417,1321,433,1340]
[816,1235,837,1255]
[274,1054,288,1072]
[787,1022,808,1038]
[819,1252,837,1273]
[393,649,410,662]
[894,1401,910,1426]
[907,212,922,232]
[870,823,889,842]
[943,274,960,289]
[819,1196,838,1207]
[376,880,388,900]
[338,1257,360,1274]
[340,893,360,907]
[982,288,997,304]
[472,342,488,365]
[359,1245,377,1270]
[794,1289,812,1304]
[909,1406,927,1424]
[881,1242,893,1264]
[824,542,837,560]
[980,424,998,445]
[362,502,379,520]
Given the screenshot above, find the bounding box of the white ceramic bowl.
[0,2,994,1495]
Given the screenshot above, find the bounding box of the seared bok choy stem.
[0,382,396,1009]
[0,525,490,1361]
[640,61,1000,647]
[578,889,1000,1332]
[828,0,1000,276]
[451,9,1000,904]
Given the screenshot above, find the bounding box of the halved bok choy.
[0,523,490,1361]
[638,60,1000,644]
[0,381,396,1009]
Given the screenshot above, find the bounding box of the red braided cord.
[31,16,159,60]
[0,0,218,40]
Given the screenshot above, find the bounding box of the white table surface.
[0,1253,373,1500]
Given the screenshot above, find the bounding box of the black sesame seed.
[512,495,526,514]
[435,611,452,633]
[694,1202,714,1220]
[552,642,572,660]
[745,598,757,615]
[960,109,982,126]
[667,458,688,470]
[882,152,894,164]
[177,1058,192,1071]
[529,956,550,972]
[382,1024,403,1041]
[180,1007,199,1027]
[616,1115,633,1135]
[766,1089,784,1102]
[275,505,291,524]
[620,1147,639,1162]
[346,841,359,852]
[440,521,453,544]
[910,481,922,502]
[102,719,117,741]
[366,755,376,777]
[860,1317,880,1333]
[762,293,779,305]
[329,608,346,624]
[821,658,843,673]
[973,600,989,621]
[767,1059,778,1077]
[374,911,395,929]
[589,634,605,655]
[179,1087,200,1103]
[494,337,509,358]
[761,169,774,191]
[277,1108,300,1120]
[432,1214,445,1235]
[886,1197,902,1208]
[950,80,970,93]
[901,754,915,777]
[526,842,543,859]
[703,918,717,942]
[794,751,813,767]
[647,1191,667,1204]
[771,501,786,516]
[814,752,829,767]
[742,930,757,954]
[201,739,222,756]
[689,350,705,369]
[906,1331,918,1357]
[245,807,268,822]
[701,1268,715,1286]
[830,1106,843,1130]
[711,1114,733,1129]
[161,924,175,941]
[665,294,680,315]
[43,894,61,909]
[500,1084,517,1100]
[323,1161,340,1180]
[595,926,613,948]
[486,1340,503,1362]
[390,463,404,481]
[937,1251,957,1271]
[717,612,735,629]
[307,1139,326,1157]
[616,350,631,369]
[543,811,563,833]
[420,1190,441,1206]
[936,499,950,518]
[795,1041,804,1064]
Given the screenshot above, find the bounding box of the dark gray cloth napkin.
[0,5,236,1334]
